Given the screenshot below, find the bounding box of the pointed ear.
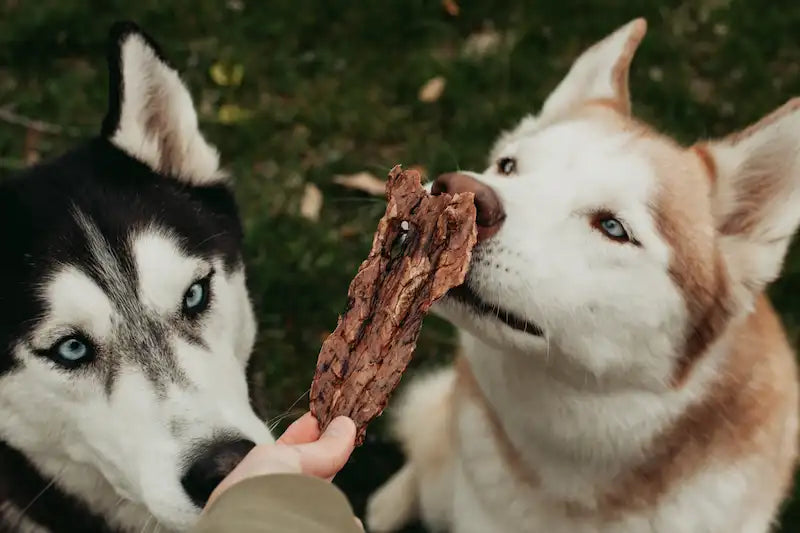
[101,22,222,185]
[540,18,646,120]
[695,99,800,305]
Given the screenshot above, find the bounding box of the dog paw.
[366,465,416,532]
[366,490,403,532]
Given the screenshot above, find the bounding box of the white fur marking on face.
[35,266,114,347]
[132,229,206,315]
[372,18,800,533]
[489,116,540,165]
[111,33,221,185]
[436,116,688,388]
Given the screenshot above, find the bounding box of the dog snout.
[181,437,255,508]
[432,172,505,241]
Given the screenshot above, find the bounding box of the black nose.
[181,438,255,508]
[432,172,505,242]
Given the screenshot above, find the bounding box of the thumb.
[293,416,356,479]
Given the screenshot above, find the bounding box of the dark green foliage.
[1,1,798,529]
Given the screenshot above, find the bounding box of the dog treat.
[310,165,477,444]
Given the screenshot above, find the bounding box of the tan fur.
[690,144,718,184]
[368,19,800,533]
[609,18,646,115]
[649,139,736,386]
[599,295,798,516]
[726,98,800,145]
[574,103,737,385]
[584,97,630,115]
[431,296,798,524]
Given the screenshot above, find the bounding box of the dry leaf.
[217,104,252,124]
[339,224,360,238]
[462,28,503,59]
[229,65,245,86]
[300,183,323,221]
[210,62,228,86]
[210,62,245,87]
[418,76,446,103]
[333,171,386,196]
[442,0,459,16]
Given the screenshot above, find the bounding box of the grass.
[2,0,799,529]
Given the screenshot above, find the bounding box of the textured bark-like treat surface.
[310,165,477,444]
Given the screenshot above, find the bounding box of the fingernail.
[326,416,355,437]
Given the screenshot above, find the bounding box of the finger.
[294,416,356,478]
[277,412,321,445]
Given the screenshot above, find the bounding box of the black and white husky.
[0,23,273,532]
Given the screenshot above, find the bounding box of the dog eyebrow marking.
[131,229,211,350]
[131,229,206,316]
[37,265,114,347]
[72,210,189,394]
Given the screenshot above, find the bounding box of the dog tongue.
[309,165,477,445]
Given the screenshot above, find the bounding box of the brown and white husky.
[367,18,800,533]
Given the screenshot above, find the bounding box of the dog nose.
[181,437,255,508]
[432,172,505,241]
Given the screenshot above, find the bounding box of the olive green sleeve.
[191,474,362,533]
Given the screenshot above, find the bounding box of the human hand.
[205,412,356,508]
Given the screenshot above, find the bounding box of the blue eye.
[592,213,632,243]
[44,335,94,368]
[185,283,204,308]
[58,338,88,361]
[183,275,212,317]
[600,218,626,238]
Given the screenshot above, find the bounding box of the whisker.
[14,467,64,529]
[139,515,154,533]
[266,388,311,433]
[269,413,296,433]
[190,231,228,251]
[544,334,552,367]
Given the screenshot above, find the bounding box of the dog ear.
[539,18,646,120]
[101,22,222,185]
[695,99,800,306]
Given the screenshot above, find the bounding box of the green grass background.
[1,1,799,530]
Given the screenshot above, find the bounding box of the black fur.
[0,442,113,533]
[0,139,244,370]
[0,21,246,532]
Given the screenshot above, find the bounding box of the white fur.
[452,116,687,390]
[0,228,268,532]
[110,34,222,185]
[368,18,799,533]
[133,229,210,315]
[706,99,800,309]
[540,19,642,120]
[34,266,114,347]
